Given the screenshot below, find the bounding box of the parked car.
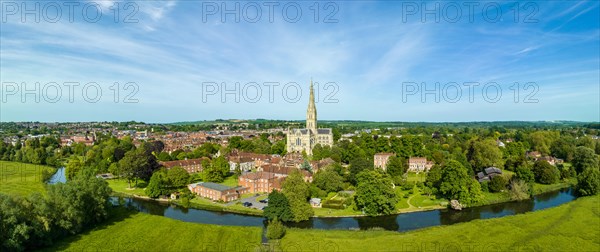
[242,202,253,207]
[259,199,267,203]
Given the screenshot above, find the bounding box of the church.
[286,80,333,155]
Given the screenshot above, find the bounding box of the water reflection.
[113,188,576,232]
[48,167,66,184]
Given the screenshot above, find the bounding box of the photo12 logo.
[200,1,339,23]
[1,82,140,103]
[201,81,339,103]
[1,1,139,23]
[401,82,539,103]
[400,1,539,23]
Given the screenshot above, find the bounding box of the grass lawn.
[0,161,56,197]
[313,205,363,217]
[187,196,263,216]
[47,208,262,251]
[106,179,147,196]
[220,175,239,187]
[280,195,600,251]
[405,172,426,183]
[409,194,446,208]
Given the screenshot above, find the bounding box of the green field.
[47,208,263,251]
[280,195,600,251]
[106,179,148,196]
[0,161,55,196]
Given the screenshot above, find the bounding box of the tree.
[425,164,442,189]
[533,160,560,184]
[572,147,599,174]
[515,165,535,183]
[489,175,508,192]
[263,190,294,222]
[577,167,599,196]
[439,160,482,205]
[266,217,286,240]
[354,170,397,216]
[348,157,372,185]
[467,139,504,172]
[202,156,230,183]
[46,175,113,234]
[66,157,83,180]
[115,144,160,186]
[386,156,406,177]
[312,168,343,193]
[146,171,167,198]
[282,169,313,222]
[167,166,190,188]
[509,179,530,200]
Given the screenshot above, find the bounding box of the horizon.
[1,119,597,125]
[1,1,599,122]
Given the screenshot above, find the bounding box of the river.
[48,167,577,232]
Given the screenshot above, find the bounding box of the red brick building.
[187,182,248,202]
[238,171,284,193]
[160,158,209,173]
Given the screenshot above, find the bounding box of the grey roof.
[193,182,234,192]
[476,172,485,179]
[484,167,502,175]
[317,128,332,134]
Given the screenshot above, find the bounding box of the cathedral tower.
[306,79,317,133]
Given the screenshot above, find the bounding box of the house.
[187,182,248,202]
[496,140,505,147]
[228,156,255,172]
[374,153,395,170]
[160,158,208,174]
[538,156,564,166]
[408,157,434,173]
[262,165,313,182]
[477,167,503,182]
[238,171,284,193]
[527,151,542,159]
[310,198,322,207]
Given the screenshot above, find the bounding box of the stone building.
[287,80,333,155]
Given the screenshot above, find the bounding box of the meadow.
[279,195,600,251]
[47,207,263,251]
[0,161,55,196]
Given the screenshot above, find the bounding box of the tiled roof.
[160,157,208,168]
[317,128,332,134]
[191,182,233,192]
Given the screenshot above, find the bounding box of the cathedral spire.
[306,79,317,132]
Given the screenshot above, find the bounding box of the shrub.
[577,168,599,196]
[480,181,489,193]
[515,166,535,183]
[402,182,415,191]
[509,179,530,201]
[533,161,560,185]
[489,175,508,192]
[266,217,286,240]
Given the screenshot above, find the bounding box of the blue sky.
[1,0,598,123]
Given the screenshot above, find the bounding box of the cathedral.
[286,80,333,155]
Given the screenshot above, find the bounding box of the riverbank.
[45,207,263,251]
[473,178,576,207]
[107,177,577,218]
[108,180,264,217]
[277,194,600,251]
[45,194,598,251]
